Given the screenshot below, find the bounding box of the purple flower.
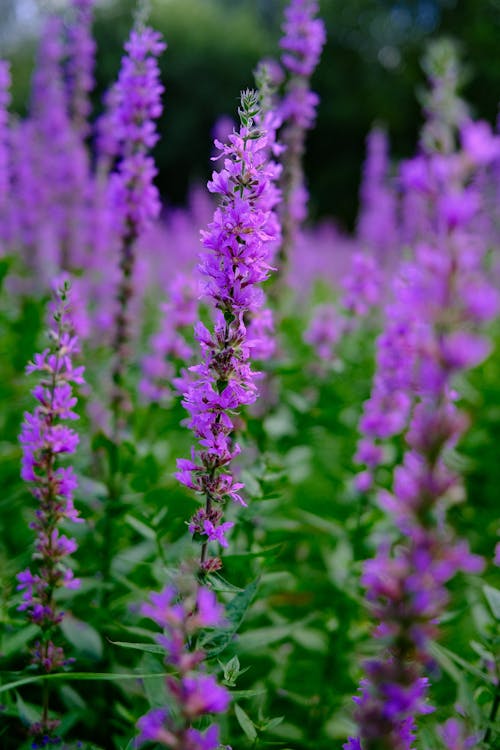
[136,583,230,748]
[277,0,325,270]
[107,26,165,237]
[0,60,11,214]
[186,725,220,750]
[183,674,231,717]
[439,718,479,749]
[177,89,280,568]
[17,283,84,688]
[349,108,494,749]
[66,0,96,135]
[280,0,326,78]
[494,541,500,567]
[461,120,500,166]
[357,128,398,258]
[136,709,175,747]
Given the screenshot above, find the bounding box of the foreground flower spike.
[136,582,230,749]
[17,280,85,744]
[108,24,165,436]
[278,0,326,275]
[175,89,281,570]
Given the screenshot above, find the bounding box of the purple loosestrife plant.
[346,142,499,749]
[107,24,165,436]
[98,23,164,595]
[277,0,325,278]
[0,60,11,252]
[356,127,398,263]
[136,582,230,749]
[140,271,199,404]
[175,89,281,571]
[66,0,95,137]
[16,281,85,744]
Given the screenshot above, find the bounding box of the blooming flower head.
[137,581,230,748]
[17,282,84,652]
[175,88,281,567]
[280,0,326,78]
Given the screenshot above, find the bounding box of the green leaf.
[124,514,156,541]
[229,688,266,700]
[237,623,296,653]
[240,470,263,499]
[109,641,165,655]
[263,716,285,732]
[200,578,259,657]
[15,692,39,725]
[61,615,103,660]
[0,672,171,695]
[234,703,258,742]
[1,624,39,658]
[483,584,500,619]
[429,642,494,684]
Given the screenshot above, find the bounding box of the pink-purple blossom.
[16,282,85,680]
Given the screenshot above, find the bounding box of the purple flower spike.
[17,282,84,666]
[0,60,11,219]
[278,0,326,272]
[177,88,281,568]
[349,86,496,749]
[17,283,84,744]
[280,0,326,78]
[136,583,230,748]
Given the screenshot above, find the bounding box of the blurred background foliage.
[2,0,500,228]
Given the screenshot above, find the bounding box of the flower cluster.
[0,60,10,212]
[347,129,499,749]
[108,26,165,237]
[278,0,326,267]
[107,24,165,430]
[66,0,96,136]
[17,282,85,675]
[140,272,199,403]
[136,583,230,750]
[175,89,281,567]
[280,0,326,80]
[356,128,398,260]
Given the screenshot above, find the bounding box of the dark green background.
[4,0,500,228]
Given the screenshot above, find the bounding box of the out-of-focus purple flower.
[105,24,165,437]
[0,60,10,216]
[277,0,325,276]
[341,252,382,317]
[137,582,229,748]
[349,120,495,749]
[280,0,326,78]
[186,725,220,750]
[182,674,231,717]
[140,272,199,404]
[304,304,345,361]
[357,128,398,259]
[461,120,500,166]
[494,541,500,567]
[66,0,95,136]
[107,26,165,237]
[136,709,175,747]
[439,718,479,749]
